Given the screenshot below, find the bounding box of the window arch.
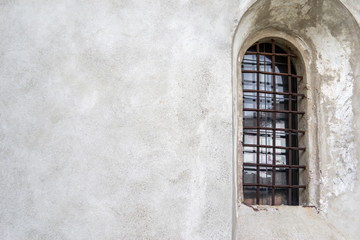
[241,39,306,205]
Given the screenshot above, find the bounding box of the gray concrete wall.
[1,0,360,240]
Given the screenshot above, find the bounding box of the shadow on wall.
[232,0,360,239]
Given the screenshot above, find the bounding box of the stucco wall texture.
[0,1,239,239]
[1,0,360,240]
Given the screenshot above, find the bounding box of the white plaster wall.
[0,1,240,239]
[2,0,360,239]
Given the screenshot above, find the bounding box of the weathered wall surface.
[233,0,360,239]
[0,1,240,239]
[1,0,360,239]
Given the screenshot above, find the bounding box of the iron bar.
[243,143,305,151]
[255,42,260,204]
[243,108,305,115]
[271,39,276,205]
[244,52,297,58]
[243,183,306,189]
[243,126,305,134]
[243,89,305,97]
[242,69,303,79]
[287,49,293,205]
[244,162,306,169]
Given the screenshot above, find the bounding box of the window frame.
[237,37,310,206]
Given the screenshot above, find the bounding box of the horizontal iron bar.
[243,133,301,138]
[242,69,303,79]
[243,126,305,133]
[244,51,297,58]
[243,89,305,97]
[243,183,306,189]
[243,143,306,151]
[243,162,306,169]
[243,151,288,155]
[243,108,305,114]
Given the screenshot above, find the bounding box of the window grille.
[241,40,306,206]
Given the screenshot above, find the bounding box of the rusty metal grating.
[241,40,306,206]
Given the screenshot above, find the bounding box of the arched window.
[241,39,306,206]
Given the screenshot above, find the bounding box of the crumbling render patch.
[233,0,360,239]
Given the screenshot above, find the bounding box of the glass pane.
[276,112,288,129]
[243,111,257,127]
[291,95,298,111]
[243,166,257,184]
[275,148,287,165]
[276,95,289,111]
[259,187,271,205]
[260,43,272,53]
[260,112,273,128]
[246,45,257,53]
[275,56,288,73]
[291,188,299,205]
[242,73,257,90]
[244,131,257,145]
[259,55,272,72]
[291,169,299,185]
[259,167,272,185]
[259,130,273,146]
[259,147,272,164]
[275,75,288,92]
[259,73,273,91]
[274,188,288,205]
[259,93,274,110]
[275,131,288,147]
[242,55,257,71]
[292,77,298,93]
[290,132,299,148]
[291,147,299,165]
[275,167,288,185]
[243,146,256,164]
[291,113,298,129]
[243,92,256,109]
[243,186,257,205]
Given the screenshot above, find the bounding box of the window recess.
[242,40,305,206]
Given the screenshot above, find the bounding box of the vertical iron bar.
[256,42,260,204]
[287,51,293,205]
[271,40,276,205]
